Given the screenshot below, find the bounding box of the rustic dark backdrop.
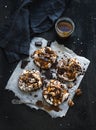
[0,0,96,130]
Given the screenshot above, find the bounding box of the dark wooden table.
[0,0,96,130]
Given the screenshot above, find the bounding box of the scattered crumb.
[80,42,83,45]
[10,70,12,73]
[60,124,62,127]
[73,41,76,44]
[34,94,38,98]
[5,5,8,8]
[5,116,8,119]
[91,100,96,104]
[80,50,83,52]
[75,88,82,96]
[68,99,74,107]
[35,41,42,46]
[67,82,74,89]
[0,75,3,78]
[67,123,70,126]
[5,16,8,19]
[21,59,30,69]
[77,38,80,41]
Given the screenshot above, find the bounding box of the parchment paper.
[6,37,90,118]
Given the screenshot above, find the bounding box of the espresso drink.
[57,21,73,32]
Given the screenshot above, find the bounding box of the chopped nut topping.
[67,82,74,89]
[75,89,82,96]
[68,99,74,107]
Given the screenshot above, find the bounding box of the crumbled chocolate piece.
[63,55,68,58]
[21,59,30,69]
[75,89,82,96]
[67,82,74,88]
[36,100,61,112]
[29,93,32,96]
[43,69,53,79]
[44,104,61,112]
[36,100,43,107]
[47,41,51,47]
[68,99,74,107]
[35,41,42,46]
[81,71,85,75]
[51,60,58,69]
[34,95,38,98]
[41,77,45,82]
[57,67,65,75]
[43,80,48,88]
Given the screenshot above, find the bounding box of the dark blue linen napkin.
[0,0,71,63]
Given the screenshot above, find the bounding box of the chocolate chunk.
[21,59,30,69]
[43,69,53,79]
[44,104,61,112]
[68,99,74,107]
[43,80,48,86]
[75,89,82,96]
[35,41,42,46]
[47,41,51,47]
[51,60,58,69]
[36,100,43,107]
[34,95,38,98]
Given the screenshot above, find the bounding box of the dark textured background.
[0,0,96,130]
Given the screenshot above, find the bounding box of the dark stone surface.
[0,0,96,130]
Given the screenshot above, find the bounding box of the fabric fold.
[0,0,71,63]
